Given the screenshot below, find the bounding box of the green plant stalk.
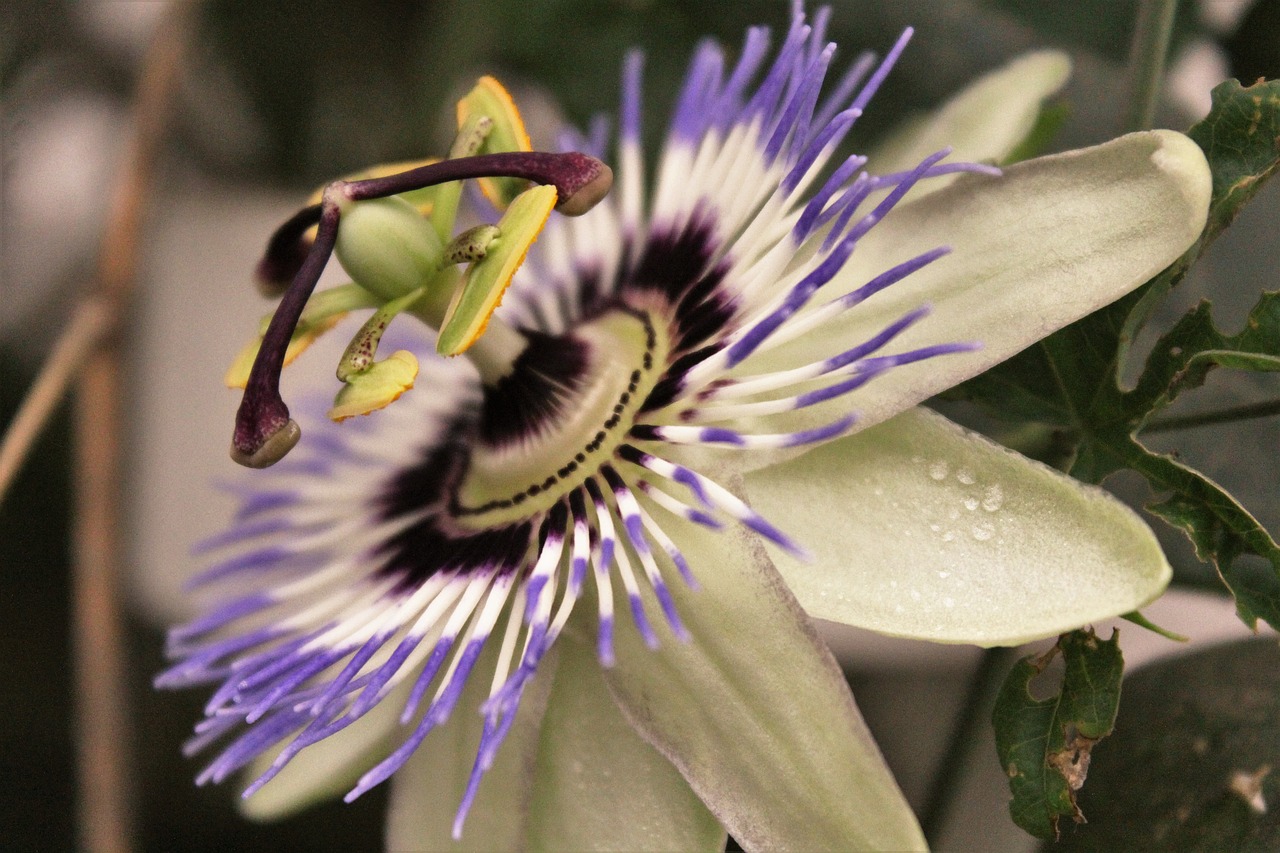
[1144,398,1280,433]
[1126,0,1179,133]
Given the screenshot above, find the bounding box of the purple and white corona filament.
[160,12,994,836]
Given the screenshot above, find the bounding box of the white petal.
[868,51,1071,180]
[527,634,725,852]
[383,646,559,852]
[744,408,1172,646]
[738,131,1211,460]
[599,501,927,852]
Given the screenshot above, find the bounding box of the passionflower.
[159,10,1211,851]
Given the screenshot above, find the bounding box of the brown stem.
[0,297,112,505]
[72,4,192,852]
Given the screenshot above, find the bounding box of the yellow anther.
[456,76,533,209]
[437,184,557,356]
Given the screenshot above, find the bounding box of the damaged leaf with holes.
[993,629,1124,839]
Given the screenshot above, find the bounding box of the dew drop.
[941,530,957,542]
[972,522,995,541]
[956,467,976,485]
[982,484,1004,512]
[937,570,950,579]
[962,497,979,511]
[928,460,949,481]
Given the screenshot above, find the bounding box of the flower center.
[450,306,667,528]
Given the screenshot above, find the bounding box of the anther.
[443,225,500,265]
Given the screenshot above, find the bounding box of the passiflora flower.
[158,9,1211,851]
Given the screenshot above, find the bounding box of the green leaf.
[1188,79,1280,239]
[993,629,1124,840]
[952,79,1280,631]
[1053,638,1280,852]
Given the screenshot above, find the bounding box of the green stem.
[1125,0,1179,132]
[1144,398,1280,433]
[919,646,1022,847]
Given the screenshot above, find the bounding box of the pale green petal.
[868,51,1071,180]
[384,646,559,852]
[745,408,1172,646]
[241,683,405,820]
[527,634,725,853]
[599,501,926,853]
[735,131,1210,464]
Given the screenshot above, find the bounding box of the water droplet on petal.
[972,522,995,541]
[963,497,979,511]
[956,467,975,485]
[982,484,1004,512]
[928,460,949,481]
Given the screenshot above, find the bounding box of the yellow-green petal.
[745,408,1172,646]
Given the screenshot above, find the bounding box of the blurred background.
[3,0,1279,850]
